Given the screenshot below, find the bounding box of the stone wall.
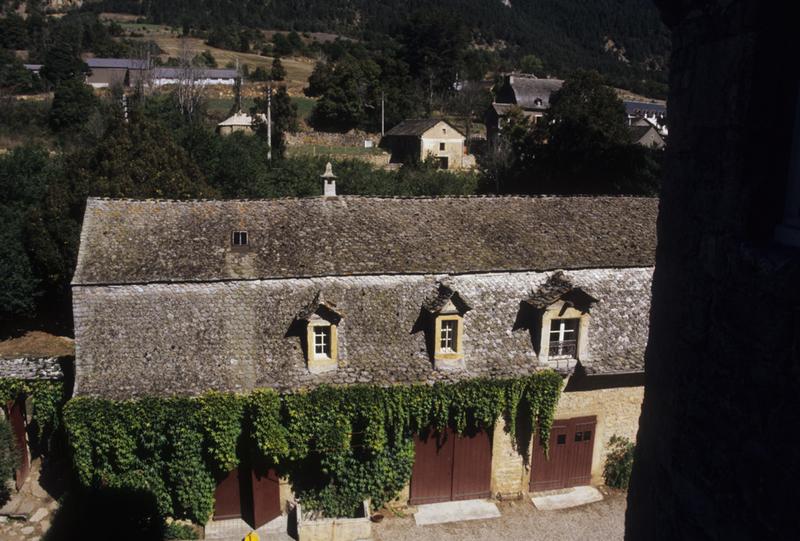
[627,2,800,539]
[554,384,643,484]
[490,383,643,496]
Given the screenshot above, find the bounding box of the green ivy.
[63,372,563,523]
[0,378,66,442]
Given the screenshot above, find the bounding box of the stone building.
[72,192,657,526]
[216,111,267,136]
[627,1,799,540]
[381,119,466,169]
[485,73,564,143]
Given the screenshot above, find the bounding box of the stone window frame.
[439,142,446,151]
[305,314,338,374]
[537,300,591,365]
[434,312,464,361]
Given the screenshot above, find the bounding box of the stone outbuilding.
[216,111,267,136]
[71,191,657,527]
[381,119,467,169]
[628,122,666,149]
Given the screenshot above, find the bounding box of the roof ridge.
[86,194,658,204]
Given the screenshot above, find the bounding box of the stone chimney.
[321,162,337,197]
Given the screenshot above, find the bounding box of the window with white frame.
[313,325,331,358]
[549,318,579,358]
[440,319,457,353]
[232,230,248,246]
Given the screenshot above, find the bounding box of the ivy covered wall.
[64,372,562,522]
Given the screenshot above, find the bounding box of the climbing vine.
[0,378,67,445]
[63,371,562,523]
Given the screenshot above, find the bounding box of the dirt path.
[374,494,627,541]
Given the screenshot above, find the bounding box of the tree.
[48,77,99,131]
[270,57,286,81]
[195,50,217,68]
[519,54,544,75]
[272,33,293,56]
[252,85,298,156]
[0,50,41,94]
[0,418,18,504]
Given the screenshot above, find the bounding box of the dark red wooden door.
[529,416,596,492]
[251,467,281,528]
[409,430,454,504]
[7,398,30,490]
[410,427,492,504]
[213,468,242,520]
[452,430,492,501]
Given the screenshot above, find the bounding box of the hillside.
[88,0,670,97]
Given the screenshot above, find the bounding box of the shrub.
[163,521,199,540]
[0,418,20,503]
[603,434,635,489]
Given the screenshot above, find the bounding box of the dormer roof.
[526,271,599,312]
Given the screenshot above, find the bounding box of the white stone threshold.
[531,486,604,511]
[414,499,501,526]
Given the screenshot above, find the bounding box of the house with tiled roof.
[486,73,565,143]
[381,119,467,169]
[71,176,656,529]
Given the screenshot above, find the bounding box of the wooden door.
[251,467,281,528]
[565,417,595,487]
[529,417,596,492]
[7,398,30,490]
[452,429,492,501]
[409,429,454,505]
[213,468,243,520]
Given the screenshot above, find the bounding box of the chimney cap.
[321,162,337,179]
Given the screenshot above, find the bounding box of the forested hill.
[89,0,670,97]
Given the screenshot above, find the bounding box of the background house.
[71,190,656,530]
[486,73,564,143]
[216,111,267,136]
[381,119,467,169]
[628,123,665,149]
[85,58,149,88]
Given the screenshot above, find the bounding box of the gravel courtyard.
[373,492,627,541]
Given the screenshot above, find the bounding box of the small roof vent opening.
[232,230,248,246]
[321,161,337,197]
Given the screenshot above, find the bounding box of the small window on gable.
[442,127,447,134]
[439,142,446,151]
[232,230,248,246]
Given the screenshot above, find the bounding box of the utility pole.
[381,91,385,137]
[267,84,272,161]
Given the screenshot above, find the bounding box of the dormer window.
[523,272,599,370]
[422,283,472,370]
[440,319,457,352]
[295,291,341,374]
[313,325,332,358]
[548,318,579,358]
[232,230,248,246]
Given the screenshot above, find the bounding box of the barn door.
[5,397,30,490]
[213,468,243,520]
[410,427,492,504]
[452,429,492,501]
[251,467,281,528]
[214,466,281,527]
[409,429,454,505]
[529,416,596,492]
[530,419,571,492]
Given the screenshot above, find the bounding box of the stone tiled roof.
[73,196,658,285]
[504,76,564,110]
[385,119,448,137]
[72,268,652,398]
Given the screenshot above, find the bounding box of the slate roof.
[217,111,266,127]
[86,58,149,70]
[624,100,667,115]
[153,67,238,80]
[73,196,658,286]
[502,75,564,110]
[385,119,460,137]
[72,268,653,398]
